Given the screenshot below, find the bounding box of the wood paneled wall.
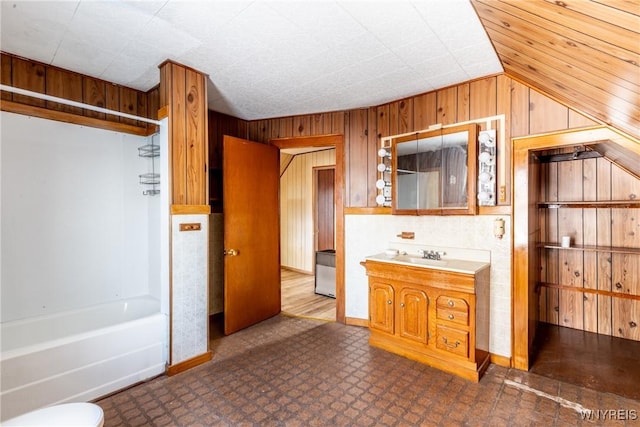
[280,149,336,273]
[246,75,599,210]
[538,155,640,341]
[0,52,159,135]
[159,60,208,206]
[208,110,248,212]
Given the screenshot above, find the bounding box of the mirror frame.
[391,123,478,215]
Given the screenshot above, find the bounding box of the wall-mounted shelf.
[539,200,640,209]
[538,282,640,302]
[538,243,640,255]
[138,135,160,196]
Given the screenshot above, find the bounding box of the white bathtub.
[0,296,167,421]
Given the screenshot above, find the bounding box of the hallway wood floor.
[280,268,335,321]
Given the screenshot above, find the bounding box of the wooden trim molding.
[166,351,212,376]
[171,204,211,215]
[490,353,512,368]
[1,99,155,136]
[345,317,369,327]
[344,207,391,215]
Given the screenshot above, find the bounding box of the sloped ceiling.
[471,0,640,140]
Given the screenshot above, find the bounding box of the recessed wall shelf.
[538,243,640,255]
[539,200,640,209]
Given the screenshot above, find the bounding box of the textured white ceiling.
[0,0,502,120]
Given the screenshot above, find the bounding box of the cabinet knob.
[400,303,405,308]
[447,300,454,307]
[448,314,454,320]
[387,300,392,305]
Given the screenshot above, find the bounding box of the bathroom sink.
[407,257,447,267]
[393,254,448,267]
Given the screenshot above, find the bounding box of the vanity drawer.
[436,308,469,326]
[436,296,469,313]
[436,325,469,358]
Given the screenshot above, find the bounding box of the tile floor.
[97,315,640,426]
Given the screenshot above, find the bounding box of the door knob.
[224,249,239,256]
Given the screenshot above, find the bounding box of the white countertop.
[366,252,490,274]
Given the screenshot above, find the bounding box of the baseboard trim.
[167,351,212,376]
[345,317,368,327]
[281,265,313,275]
[490,353,512,368]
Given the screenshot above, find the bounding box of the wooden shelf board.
[538,200,640,209]
[539,282,640,301]
[538,243,640,255]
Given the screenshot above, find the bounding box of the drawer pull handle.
[442,337,461,348]
[447,300,454,307]
[387,300,392,305]
[448,314,454,320]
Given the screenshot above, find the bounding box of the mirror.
[392,124,477,215]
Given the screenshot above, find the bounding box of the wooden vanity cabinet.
[364,260,490,382]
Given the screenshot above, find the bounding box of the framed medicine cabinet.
[391,123,478,215]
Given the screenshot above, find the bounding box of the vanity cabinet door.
[398,287,428,344]
[369,281,395,334]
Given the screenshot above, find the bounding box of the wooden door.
[223,136,280,335]
[398,287,428,344]
[316,167,335,251]
[369,281,395,334]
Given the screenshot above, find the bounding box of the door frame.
[512,125,635,369]
[271,134,345,323]
[313,165,336,254]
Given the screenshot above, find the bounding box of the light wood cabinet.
[363,259,490,382]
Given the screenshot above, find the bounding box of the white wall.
[1,112,158,322]
[345,213,512,357]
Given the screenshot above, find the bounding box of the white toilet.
[2,403,104,426]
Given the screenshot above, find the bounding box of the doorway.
[272,135,345,323]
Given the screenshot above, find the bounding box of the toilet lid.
[3,403,104,426]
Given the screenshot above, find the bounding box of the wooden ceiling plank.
[506,67,639,138]
[501,60,639,136]
[473,0,639,72]
[476,4,639,88]
[495,40,638,123]
[542,0,640,34]
[499,0,639,54]
[589,0,640,19]
[483,19,638,97]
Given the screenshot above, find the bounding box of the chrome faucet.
[419,249,444,260]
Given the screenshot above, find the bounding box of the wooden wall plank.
[413,92,437,131]
[82,77,106,120]
[510,79,530,137]
[529,89,568,134]
[470,78,496,120]
[496,75,512,205]
[185,69,207,205]
[377,104,390,138]
[11,56,45,107]
[347,109,369,207]
[294,115,311,137]
[105,83,120,123]
[170,63,187,205]
[457,83,470,122]
[398,98,413,133]
[119,86,138,126]
[1,54,11,101]
[436,86,457,125]
[596,157,613,336]
[367,107,379,207]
